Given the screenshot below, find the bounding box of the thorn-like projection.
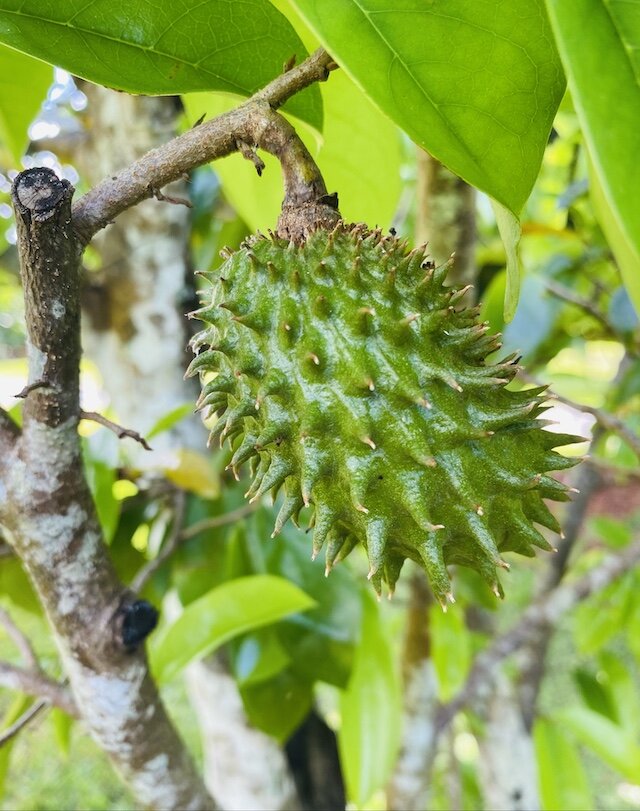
[307,352,320,366]
[360,436,376,450]
[399,313,420,326]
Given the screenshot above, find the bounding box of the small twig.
[0,662,76,716]
[0,699,48,748]
[523,373,640,459]
[236,139,266,176]
[131,501,256,593]
[15,379,51,399]
[180,503,257,541]
[80,410,152,451]
[152,187,193,208]
[0,607,38,670]
[544,279,612,333]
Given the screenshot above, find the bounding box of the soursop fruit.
[188,223,579,603]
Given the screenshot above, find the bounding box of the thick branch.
[12,170,80,429]
[8,168,214,810]
[437,538,640,732]
[0,661,76,716]
[73,49,339,245]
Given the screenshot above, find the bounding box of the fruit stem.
[250,102,341,241]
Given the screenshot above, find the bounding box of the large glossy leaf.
[291,0,564,217]
[0,44,50,163]
[150,574,315,683]
[338,592,401,806]
[239,666,313,742]
[183,64,402,233]
[546,0,640,315]
[533,718,594,811]
[557,706,640,781]
[0,0,321,130]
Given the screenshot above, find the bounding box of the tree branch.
[131,501,256,594]
[436,538,640,733]
[0,607,38,670]
[73,48,339,245]
[80,410,152,451]
[0,699,48,748]
[0,661,76,716]
[7,168,215,810]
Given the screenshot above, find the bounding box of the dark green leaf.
[573,668,617,722]
[150,574,315,683]
[546,0,640,314]
[239,666,312,742]
[0,0,321,130]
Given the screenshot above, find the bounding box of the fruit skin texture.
[188,223,579,603]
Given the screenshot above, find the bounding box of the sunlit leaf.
[291,0,564,217]
[556,706,640,781]
[430,604,472,702]
[0,0,321,130]
[150,574,315,683]
[533,718,594,811]
[338,591,401,806]
[546,0,640,315]
[0,44,50,164]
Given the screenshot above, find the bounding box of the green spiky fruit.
[188,223,579,603]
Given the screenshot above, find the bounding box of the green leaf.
[239,667,313,742]
[50,707,74,759]
[546,0,640,315]
[0,44,50,164]
[183,66,402,233]
[150,574,315,683]
[492,200,522,321]
[84,458,119,545]
[430,604,472,702]
[338,591,401,806]
[146,402,194,441]
[573,572,635,653]
[533,718,594,811]
[589,516,631,549]
[588,155,640,315]
[0,0,321,130]
[556,705,640,781]
[231,627,291,687]
[291,0,565,216]
[0,695,31,797]
[598,651,640,737]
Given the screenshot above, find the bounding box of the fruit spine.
[188,223,579,603]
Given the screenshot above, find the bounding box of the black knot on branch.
[116,599,159,652]
[12,168,73,224]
